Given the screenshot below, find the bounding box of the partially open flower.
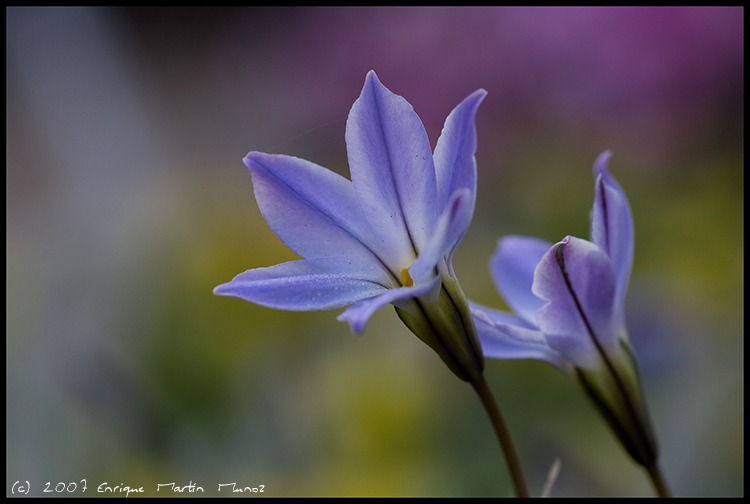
[470,152,658,467]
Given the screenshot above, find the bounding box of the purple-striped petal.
[214,256,390,312]
[433,88,487,216]
[346,71,437,269]
[490,235,552,327]
[590,151,633,329]
[532,236,619,370]
[245,152,387,269]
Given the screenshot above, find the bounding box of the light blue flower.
[215,71,487,382]
[470,152,658,467]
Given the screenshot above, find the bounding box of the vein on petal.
[368,80,420,258]
[555,241,608,358]
[249,154,401,286]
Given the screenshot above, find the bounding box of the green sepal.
[575,338,658,467]
[395,266,484,382]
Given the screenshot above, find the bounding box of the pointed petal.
[337,274,441,335]
[433,88,486,215]
[490,235,552,327]
[590,151,633,326]
[244,152,389,272]
[532,236,619,369]
[214,256,390,311]
[468,301,537,329]
[469,302,568,370]
[346,71,437,268]
[408,188,473,284]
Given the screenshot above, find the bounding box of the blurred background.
[7,7,742,497]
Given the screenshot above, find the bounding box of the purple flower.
[215,71,487,382]
[470,152,658,467]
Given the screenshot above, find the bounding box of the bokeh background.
[7,7,743,497]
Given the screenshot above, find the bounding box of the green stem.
[645,462,671,497]
[471,376,530,497]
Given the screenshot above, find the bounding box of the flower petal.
[532,236,619,369]
[337,274,441,335]
[214,256,390,311]
[468,301,536,330]
[490,235,552,327]
[469,302,568,370]
[408,188,473,284]
[244,152,391,276]
[346,70,437,269]
[590,151,633,327]
[433,88,486,216]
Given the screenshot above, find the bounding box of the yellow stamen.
[400,268,414,287]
